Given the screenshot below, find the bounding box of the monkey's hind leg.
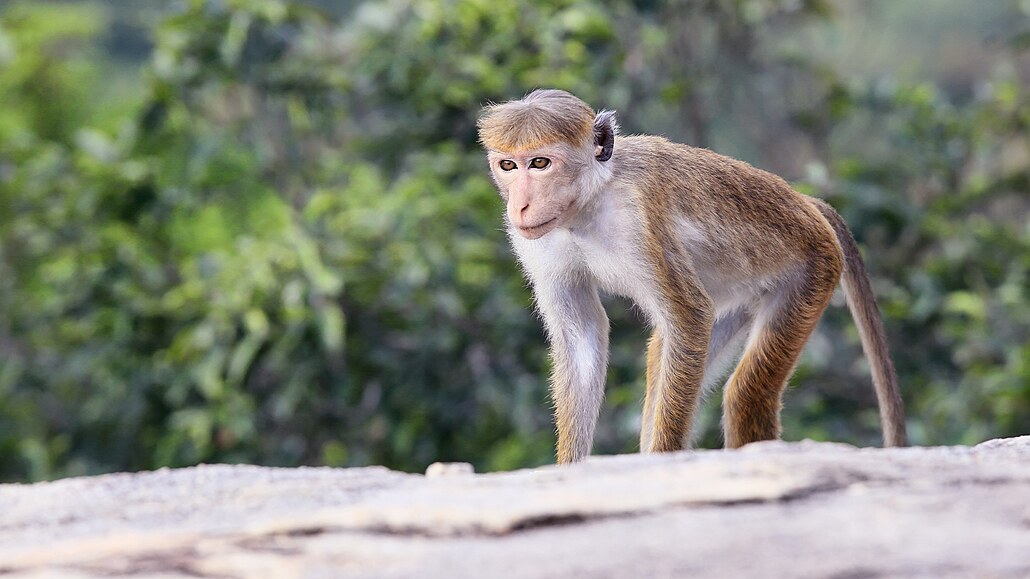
[722,265,839,448]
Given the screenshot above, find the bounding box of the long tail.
[811,199,908,447]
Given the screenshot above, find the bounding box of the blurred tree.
[0,0,1026,482]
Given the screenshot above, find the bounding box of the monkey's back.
[612,135,841,278]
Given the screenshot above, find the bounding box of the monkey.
[476,89,907,464]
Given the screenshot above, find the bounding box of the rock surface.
[2,438,1029,578]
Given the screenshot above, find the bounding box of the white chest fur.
[510,190,664,324]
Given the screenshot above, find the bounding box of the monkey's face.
[487,145,593,240]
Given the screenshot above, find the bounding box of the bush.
[0,0,1026,481]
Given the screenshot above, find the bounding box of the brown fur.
[478,89,907,463]
[621,137,848,449]
[809,199,908,446]
[479,89,595,153]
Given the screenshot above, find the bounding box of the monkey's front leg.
[644,282,713,453]
[536,279,610,464]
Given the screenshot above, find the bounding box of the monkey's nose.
[512,201,531,226]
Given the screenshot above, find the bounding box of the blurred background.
[0,0,1027,483]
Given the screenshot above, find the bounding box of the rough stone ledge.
[1,437,1028,578]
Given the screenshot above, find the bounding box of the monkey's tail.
[811,199,908,447]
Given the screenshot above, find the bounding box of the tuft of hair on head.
[478,89,596,153]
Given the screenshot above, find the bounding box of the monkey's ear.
[593,110,617,162]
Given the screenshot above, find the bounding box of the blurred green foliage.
[0,0,1027,482]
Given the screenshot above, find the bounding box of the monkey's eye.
[499,160,517,171]
[529,157,551,169]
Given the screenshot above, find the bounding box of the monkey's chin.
[515,217,560,240]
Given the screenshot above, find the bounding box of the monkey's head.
[478,89,617,240]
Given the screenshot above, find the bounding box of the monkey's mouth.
[516,216,560,239]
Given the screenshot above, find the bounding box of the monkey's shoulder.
[613,135,809,212]
[615,135,784,183]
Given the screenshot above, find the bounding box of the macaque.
[477,89,906,464]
